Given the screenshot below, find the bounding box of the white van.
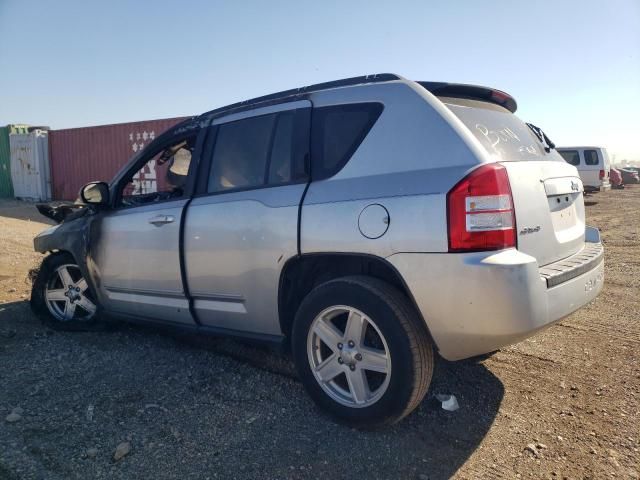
[557,147,611,192]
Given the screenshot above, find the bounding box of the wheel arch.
[33,214,104,294]
[278,252,435,348]
[41,248,79,262]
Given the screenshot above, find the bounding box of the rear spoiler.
[417,81,518,113]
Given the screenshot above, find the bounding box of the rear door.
[440,97,586,266]
[583,149,604,188]
[184,101,311,336]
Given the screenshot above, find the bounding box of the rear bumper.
[387,235,604,360]
[585,182,610,192]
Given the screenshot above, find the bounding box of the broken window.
[119,134,197,207]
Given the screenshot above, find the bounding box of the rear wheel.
[31,253,100,331]
[292,276,434,427]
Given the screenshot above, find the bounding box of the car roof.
[557,146,606,150]
[195,74,518,120]
[200,73,402,120]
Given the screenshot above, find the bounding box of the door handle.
[148,214,175,226]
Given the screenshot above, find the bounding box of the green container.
[0,124,30,198]
[0,126,13,198]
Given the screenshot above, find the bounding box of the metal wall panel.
[0,125,30,198]
[49,117,187,200]
[9,129,52,201]
[0,127,12,197]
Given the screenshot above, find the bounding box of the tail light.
[447,163,516,252]
[599,169,605,179]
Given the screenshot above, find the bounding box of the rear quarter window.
[311,103,383,179]
[440,97,558,162]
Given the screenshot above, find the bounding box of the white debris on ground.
[435,394,459,412]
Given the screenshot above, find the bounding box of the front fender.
[33,214,105,308]
[34,216,90,255]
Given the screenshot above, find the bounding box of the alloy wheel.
[307,305,391,408]
[44,264,97,321]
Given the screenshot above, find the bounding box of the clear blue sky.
[1,0,638,162]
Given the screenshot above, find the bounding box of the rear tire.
[292,275,434,427]
[31,253,101,331]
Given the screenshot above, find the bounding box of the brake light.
[447,164,516,252]
[599,169,605,179]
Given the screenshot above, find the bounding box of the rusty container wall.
[49,117,188,200]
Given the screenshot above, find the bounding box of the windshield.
[440,97,562,162]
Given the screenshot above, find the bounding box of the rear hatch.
[422,84,586,267]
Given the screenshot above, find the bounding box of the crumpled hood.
[36,202,89,224]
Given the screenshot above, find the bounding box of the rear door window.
[584,149,599,165]
[268,112,295,184]
[559,150,581,166]
[208,114,275,192]
[311,103,383,179]
[440,97,558,162]
[207,108,309,193]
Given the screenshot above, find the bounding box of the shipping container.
[0,124,30,198]
[0,127,12,197]
[49,117,188,200]
[10,128,52,201]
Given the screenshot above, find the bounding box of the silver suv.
[31,74,604,426]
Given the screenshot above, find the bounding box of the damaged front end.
[33,202,104,309]
[33,201,95,260]
[36,202,89,224]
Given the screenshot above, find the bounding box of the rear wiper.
[526,123,556,153]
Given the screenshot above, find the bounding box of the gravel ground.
[0,190,638,480]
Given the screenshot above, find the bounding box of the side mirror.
[80,181,110,205]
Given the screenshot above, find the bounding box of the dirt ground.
[0,189,638,480]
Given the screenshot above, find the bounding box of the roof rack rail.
[201,73,402,118]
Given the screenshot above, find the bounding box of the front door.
[91,128,202,325]
[184,101,311,336]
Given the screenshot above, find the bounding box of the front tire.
[31,253,100,331]
[292,276,434,427]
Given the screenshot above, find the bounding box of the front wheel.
[292,276,434,427]
[31,253,100,331]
